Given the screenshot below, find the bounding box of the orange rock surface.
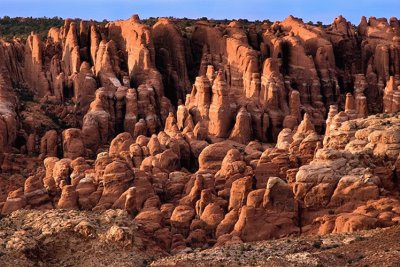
[2,15,400,256]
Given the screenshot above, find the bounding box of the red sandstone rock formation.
[153,18,191,104]
[2,14,400,256]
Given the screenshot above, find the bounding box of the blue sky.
[1,0,399,24]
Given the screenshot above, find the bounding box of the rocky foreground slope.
[2,209,400,267]
[0,209,164,267]
[1,14,400,264]
[151,225,400,266]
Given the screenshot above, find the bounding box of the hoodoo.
[2,13,400,266]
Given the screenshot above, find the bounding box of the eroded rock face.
[62,128,86,159]
[24,33,50,99]
[0,40,19,157]
[3,15,400,256]
[208,72,233,138]
[229,107,252,144]
[94,160,134,210]
[153,18,191,105]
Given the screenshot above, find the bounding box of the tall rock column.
[208,71,233,138]
[124,88,138,136]
[229,107,253,144]
[354,74,368,118]
[24,33,50,98]
[283,90,301,130]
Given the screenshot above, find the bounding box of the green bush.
[0,16,64,41]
